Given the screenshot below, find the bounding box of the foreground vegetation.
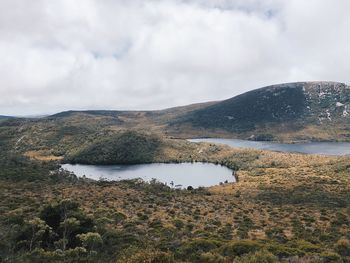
[1,123,350,262]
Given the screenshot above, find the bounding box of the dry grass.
[50,144,350,242]
[24,150,64,161]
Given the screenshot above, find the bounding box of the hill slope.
[169,81,350,141]
[1,82,349,154]
[0,115,14,121]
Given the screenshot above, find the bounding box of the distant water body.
[62,162,235,189]
[189,138,350,156]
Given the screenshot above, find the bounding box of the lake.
[62,162,235,189]
[189,138,350,155]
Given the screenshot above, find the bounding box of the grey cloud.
[0,0,349,115]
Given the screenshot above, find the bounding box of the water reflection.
[62,162,235,189]
[189,138,350,155]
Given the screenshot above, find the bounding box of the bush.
[234,250,276,263]
[39,200,96,250]
[295,240,321,253]
[119,249,174,263]
[77,232,103,252]
[18,247,92,263]
[320,251,342,262]
[221,240,261,258]
[173,219,185,230]
[198,252,226,263]
[266,244,301,258]
[334,239,350,257]
[179,239,221,259]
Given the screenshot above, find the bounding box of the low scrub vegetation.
[1,126,350,262]
[67,131,162,164]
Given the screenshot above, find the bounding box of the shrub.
[320,251,342,262]
[119,249,174,263]
[334,239,350,257]
[234,250,276,263]
[221,240,261,258]
[295,240,321,253]
[267,244,301,258]
[77,232,103,252]
[198,252,226,263]
[179,239,221,259]
[173,219,185,230]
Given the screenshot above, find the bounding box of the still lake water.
[189,138,350,156]
[62,163,235,188]
[62,139,348,188]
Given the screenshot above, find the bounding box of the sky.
[1,0,350,116]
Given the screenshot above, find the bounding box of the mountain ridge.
[168,81,350,140]
[2,81,350,144]
[46,81,349,123]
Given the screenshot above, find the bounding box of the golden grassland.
[2,138,350,261]
[24,150,64,161]
[1,118,350,261]
[12,132,350,239]
[165,122,350,142]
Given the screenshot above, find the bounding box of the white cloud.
[0,0,349,115]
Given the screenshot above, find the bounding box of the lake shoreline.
[187,136,350,144]
[62,162,236,189]
[188,138,350,156]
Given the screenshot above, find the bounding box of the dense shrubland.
[1,125,350,262]
[67,131,162,164]
[1,147,350,262]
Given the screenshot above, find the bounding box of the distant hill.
[4,82,350,149]
[0,115,15,122]
[49,110,125,118]
[48,102,216,120]
[0,115,13,119]
[169,82,350,141]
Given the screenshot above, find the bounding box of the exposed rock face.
[302,82,350,123]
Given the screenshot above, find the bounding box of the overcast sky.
[1,0,350,115]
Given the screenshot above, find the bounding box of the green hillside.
[169,82,350,141]
[67,131,162,164]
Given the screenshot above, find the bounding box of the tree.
[59,217,80,251]
[27,217,52,252]
[77,232,103,253]
[40,199,95,250]
[5,208,25,253]
[39,199,79,232]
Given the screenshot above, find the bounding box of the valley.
[1,81,350,262]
